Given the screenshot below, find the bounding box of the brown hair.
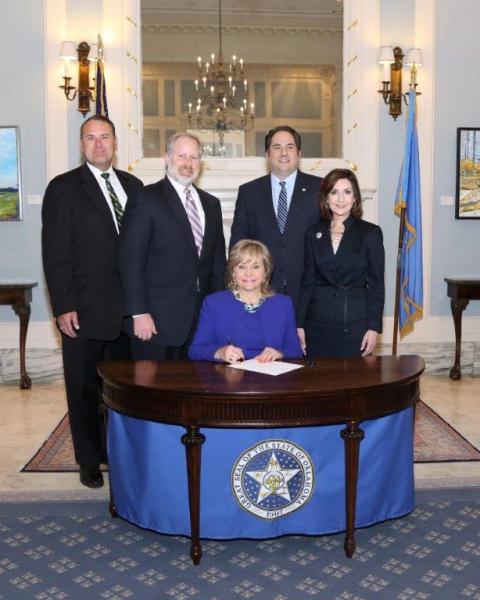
[227,239,274,297]
[80,114,116,138]
[319,168,363,221]
[265,126,301,152]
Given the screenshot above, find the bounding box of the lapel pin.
[302,188,307,192]
[316,232,322,239]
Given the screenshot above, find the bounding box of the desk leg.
[449,298,469,380]
[12,301,32,389]
[101,404,117,519]
[182,426,205,565]
[341,421,364,558]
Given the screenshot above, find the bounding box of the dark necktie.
[277,181,288,233]
[101,172,123,229]
[185,187,203,256]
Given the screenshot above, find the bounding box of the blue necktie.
[277,181,288,233]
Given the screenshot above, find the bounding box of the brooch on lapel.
[316,232,322,239]
[302,188,307,192]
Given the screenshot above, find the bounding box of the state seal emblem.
[231,439,314,519]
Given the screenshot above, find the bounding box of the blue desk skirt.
[107,407,414,539]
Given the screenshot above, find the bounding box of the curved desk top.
[99,355,425,428]
[98,355,425,564]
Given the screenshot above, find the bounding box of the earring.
[352,200,357,208]
[232,277,238,290]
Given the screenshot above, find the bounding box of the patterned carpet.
[1,488,479,600]
[22,401,480,473]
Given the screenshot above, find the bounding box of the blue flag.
[394,90,423,339]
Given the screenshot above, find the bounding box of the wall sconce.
[59,41,97,117]
[378,46,422,120]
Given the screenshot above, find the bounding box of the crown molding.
[142,23,342,38]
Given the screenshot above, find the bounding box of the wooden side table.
[0,281,38,389]
[444,277,480,380]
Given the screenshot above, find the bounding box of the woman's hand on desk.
[215,344,245,363]
[255,347,284,362]
[360,330,378,356]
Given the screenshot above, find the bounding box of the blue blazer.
[188,290,303,361]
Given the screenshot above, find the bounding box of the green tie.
[101,172,123,229]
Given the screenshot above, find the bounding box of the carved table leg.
[182,426,206,565]
[449,298,469,380]
[341,420,364,558]
[101,403,117,518]
[12,301,32,389]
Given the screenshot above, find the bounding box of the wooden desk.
[99,355,424,564]
[0,281,37,389]
[444,277,480,379]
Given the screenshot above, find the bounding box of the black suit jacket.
[296,216,385,332]
[118,177,226,347]
[41,164,143,340]
[229,170,322,308]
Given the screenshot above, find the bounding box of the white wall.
[0,1,48,322]
[1,0,479,350]
[429,0,480,316]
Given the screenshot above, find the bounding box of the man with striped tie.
[119,132,226,360]
[230,126,322,310]
[42,115,143,488]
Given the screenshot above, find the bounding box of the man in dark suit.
[42,115,143,488]
[118,132,226,360]
[230,126,322,309]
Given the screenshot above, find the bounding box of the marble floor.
[0,374,479,501]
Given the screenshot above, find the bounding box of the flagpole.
[392,205,406,355]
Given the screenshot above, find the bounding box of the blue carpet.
[1,488,479,599]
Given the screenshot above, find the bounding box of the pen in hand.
[226,337,244,362]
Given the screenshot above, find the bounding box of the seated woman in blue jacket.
[189,239,302,363]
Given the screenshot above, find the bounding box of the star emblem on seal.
[232,439,314,520]
[246,451,300,503]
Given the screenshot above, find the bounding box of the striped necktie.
[101,172,123,229]
[185,187,203,256]
[277,181,288,233]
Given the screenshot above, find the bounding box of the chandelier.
[186,0,254,152]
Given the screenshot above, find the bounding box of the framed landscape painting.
[0,126,22,221]
[456,127,480,219]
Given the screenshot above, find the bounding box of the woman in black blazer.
[297,169,385,358]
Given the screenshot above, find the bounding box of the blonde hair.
[227,239,274,297]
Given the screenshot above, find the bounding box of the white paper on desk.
[227,359,304,376]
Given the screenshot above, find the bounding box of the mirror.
[141,0,343,158]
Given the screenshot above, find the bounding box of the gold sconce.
[59,41,97,116]
[378,46,422,120]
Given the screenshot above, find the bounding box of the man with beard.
[119,132,226,359]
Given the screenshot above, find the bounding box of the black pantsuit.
[297,216,385,358]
